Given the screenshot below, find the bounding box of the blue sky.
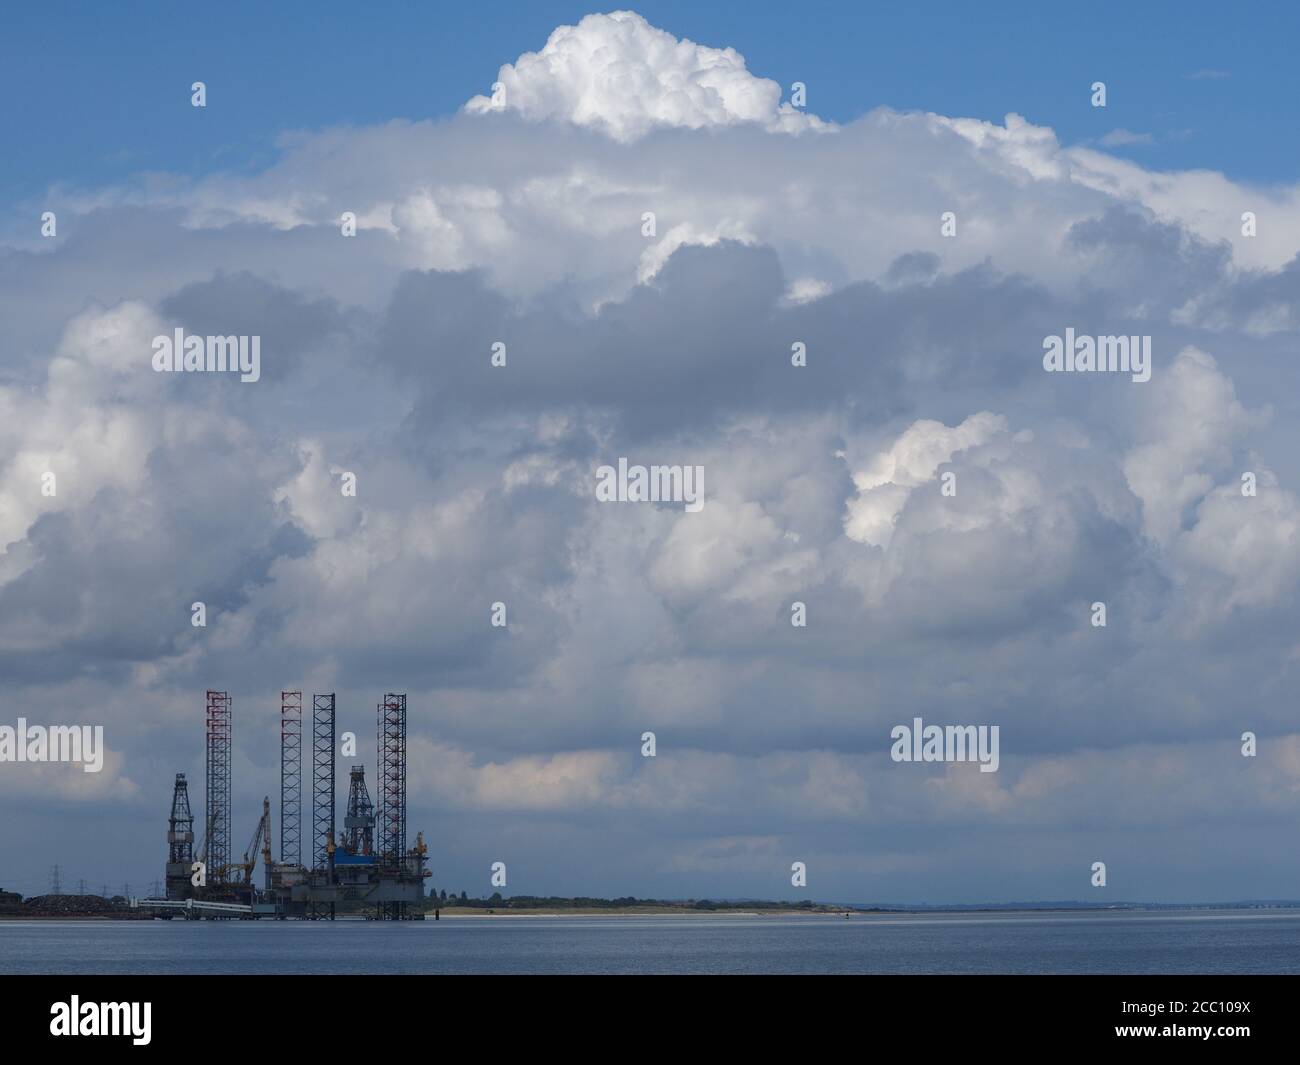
[3,0,1295,206]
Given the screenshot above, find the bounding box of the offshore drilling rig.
[154,690,429,919]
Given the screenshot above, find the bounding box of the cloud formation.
[464,10,829,141]
[3,10,1300,903]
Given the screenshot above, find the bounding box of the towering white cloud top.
[464,10,829,141]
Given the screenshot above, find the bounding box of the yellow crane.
[218,798,274,899]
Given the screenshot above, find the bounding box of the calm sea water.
[2,910,1299,974]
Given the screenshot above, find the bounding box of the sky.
[3,0,1297,204]
[1,5,1299,904]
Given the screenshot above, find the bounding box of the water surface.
[2,909,1298,974]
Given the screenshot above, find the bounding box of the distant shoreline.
[5,902,1300,922]
[433,904,1300,918]
[434,908,839,917]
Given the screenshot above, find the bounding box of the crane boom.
[240,798,272,886]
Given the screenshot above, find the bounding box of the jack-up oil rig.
[147,691,429,919]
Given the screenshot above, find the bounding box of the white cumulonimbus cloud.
[2,10,1300,900]
[464,10,829,141]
